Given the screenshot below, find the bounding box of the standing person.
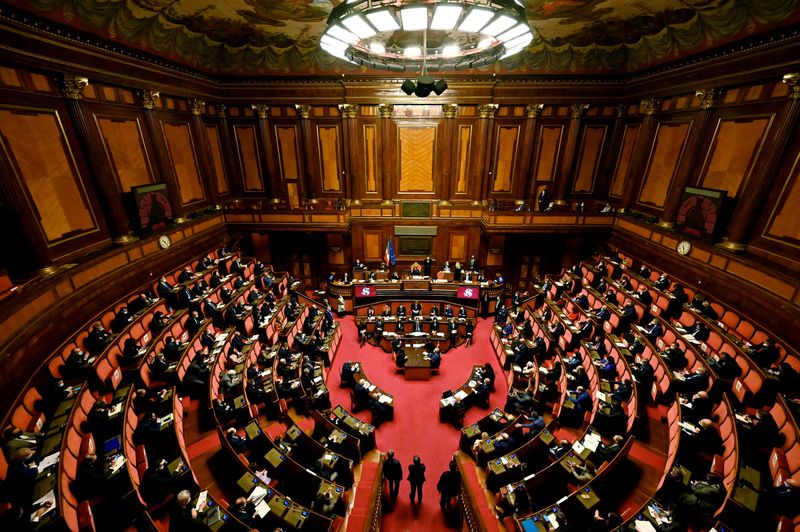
[407,455,426,504]
[437,461,461,513]
[337,295,346,317]
[384,450,402,503]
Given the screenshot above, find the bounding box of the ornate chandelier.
[320,0,533,72]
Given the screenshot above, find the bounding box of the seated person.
[229,497,257,527]
[86,322,112,356]
[396,304,407,318]
[443,305,453,318]
[226,427,247,454]
[411,301,422,317]
[747,338,780,368]
[677,473,726,514]
[568,460,597,483]
[382,304,392,317]
[426,348,442,369]
[515,411,545,437]
[707,352,741,379]
[662,342,687,369]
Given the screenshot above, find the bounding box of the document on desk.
[248,485,268,504]
[454,390,468,401]
[572,441,585,455]
[379,395,392,404]
[254,499,270,518]
[38,451,60,473]
[545,513,560,529]
[634,521,657,532]
[30,490,56,523]
[195,490,208,511]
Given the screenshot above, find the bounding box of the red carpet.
[328,317,508,531]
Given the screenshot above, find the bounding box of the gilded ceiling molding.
[251,104,270,119]
[442,104,459,118]
[478,103,499,118]
[526,104,544,118]
[614,104,627,118]
[641,97,662,115]
[190,98,206,116]
[695,88,722,109]
[59,74,89,100]
[218,104,227,119]
[570,103,590,119]
[378,104,393,118]
[139,89,160,110]
[338,104,360,119]
[295,104,312,119]
[783,73,800,99]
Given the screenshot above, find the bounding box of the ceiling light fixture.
[320,0,533,72]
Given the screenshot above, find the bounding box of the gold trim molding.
[139,89,160,110]
[641,97,662,115]
[190,98,206,116]
[378,104,394,118]
[251,104,270,119]
[295,104,311,119]
[60,74,89,100]
[339,104,360,118]
[570,103,590,119]
[783,73,800,99]
[526,104,544,118]
[478,103,499,118]
[442,104,459,118]
[695,88,722,109]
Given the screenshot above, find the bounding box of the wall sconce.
[330,247,342,253]
[490,248,502,254]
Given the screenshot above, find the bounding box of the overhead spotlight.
[399,76,448,97]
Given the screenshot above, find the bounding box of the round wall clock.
[676,240,692,256]
[158,235,172,249]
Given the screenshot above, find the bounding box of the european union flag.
[384,238,396,266]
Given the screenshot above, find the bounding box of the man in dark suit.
[384,450,402,502]
[437,461,461,513]
[662,342,687,369]
[110,307,132,333]
[468,255,478,271]
[643,319,664,343]
[156,277,174,300]
[423,256,433,277]
[411,301,422,318]
[407,455,426,504]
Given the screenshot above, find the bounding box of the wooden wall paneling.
[636,120,692,211]
[0,105,107,262]
[490,121,522,196]
[188,100,218,206]
[532,122,565,206]
[315,123,343,195]
[609,123,640,198]
[326,233,345,268]
[721,77,800,250]
[60,80,138,242]
[571,124,608,194]
[697,116,773,198]
[203,123,230,196]
[553,104,590,204]
[273,123,302,207]
[253,106,282,200]
[232,123,265,193]
[339,105,359,201]
[620,99,660,211]
[453,122,473,196]
[216,107,243,197]
[296,105,313,202]
[361,123,377,195]
[520,104,543,201]
[379,105,395,201]
[94,115,154,192]
[160,121,207,207]
[449,231,468,262]
[476,105,499,202]
[439,105,457,203]
[397,123,438,195]
[140,96,185,220]
[362,229,383,262]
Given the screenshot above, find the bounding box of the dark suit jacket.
[407,463,426,484]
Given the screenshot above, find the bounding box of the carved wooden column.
[620,98,661,212]
[251,104,281,202]
[139,88,185,222]
[378,103,394,205]
[595,104,628,198]
[216,105,241,197]
[553,103,589,207]
[522,104,544,201]
[295,104,314,202]
[339,104,360,205]
[475,103,498,205]
[439,104,458,206]
[60,74,136,243]
[190,98,219,207]
[720,73,800,251]
[659,88,721,227]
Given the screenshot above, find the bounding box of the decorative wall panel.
[233,125,263,192]
[0,108,96,243]
[96,117,152,192]
[456,125,471,194]
[205,125,229,195]
[362,124,376,193]
[398,126,435,193]
[275,125,300,180]
[638,122,691,208]
[492,126,519,193]
[162,122,205,205]
[534,125,563,182]
[317,126,341,192]
[363,231,382,261]
[699,117,771,198]
[765,150,800,242]
[572,125,607,193]
[449,232,467,262]
[610,125,640,197]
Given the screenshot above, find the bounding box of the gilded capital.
[295,104,312,119]
[442,104,459,118]
[251,104,270,119]
[190,99,206,116]
[478,103,499,119]
[782,73,800,99]
[338,103,360,118]
[218,104,227,118]
[695,88,721,110]
[570,103,590,119]
[139,89,160,110]
[60,75,89,100]
[641,97,662,115]
[614,104,627,118]
[378,104,394,118]
[526,104,544,118]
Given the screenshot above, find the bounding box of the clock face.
[158,235,172,249]
[677,240,691,256]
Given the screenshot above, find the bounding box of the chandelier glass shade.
[321,0,533,71]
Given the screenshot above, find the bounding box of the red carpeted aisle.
[328,316,507,531]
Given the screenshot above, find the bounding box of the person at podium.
[443,304,454,318]
[442,261,451,273]
[411,301,422,317]
[468,255,478,271]
[454,262,462,281]
[424,256,434,277]
[412,317,424,334]
[382,304,392,317]
[397,304,407,318]
[458,306,467,320]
